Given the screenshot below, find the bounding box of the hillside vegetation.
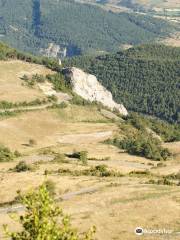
[64,44,180,123]
[0,42,61,71]
[0,43,180,240]
[0,0,178,55]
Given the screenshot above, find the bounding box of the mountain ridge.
[0,0,178,56]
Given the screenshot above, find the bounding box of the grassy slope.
[0,60,53,102]
[0,47,180,240]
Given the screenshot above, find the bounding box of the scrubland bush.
[79,151,88,165]
[0,145,14,162]
[48,95,58,102]
[14,161,32,172]
[44,180,56,197]
[59,101,68,108]
[4,184,96,239]
[14,150,21,158]
[29,139,37,147]
[106,133,171,161]
[58,164,123,178]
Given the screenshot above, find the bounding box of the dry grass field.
[0,60,180,240]
[0,105,179,239]
[136,0,180,8]
[78,0,180,9]
[0,161,180,240]
[0,60,53,102]
[162,35,180,47]
[0,106,116,152]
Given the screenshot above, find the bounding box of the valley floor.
[0,107,179,239]
[0,160,180,239]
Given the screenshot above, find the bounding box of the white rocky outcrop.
[63,67,128,116]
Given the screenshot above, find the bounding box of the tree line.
[64,44,180,123]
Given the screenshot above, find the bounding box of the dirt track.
[58,131,113,144]
[0,103,52,113]
[0,186,99,214]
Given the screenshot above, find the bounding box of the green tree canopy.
[4,184,96,240]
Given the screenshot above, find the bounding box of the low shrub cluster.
[28,139,37,147]
[125,113,146,131]
[21,73,72,100]
[58,102,68,109]
[125,113,180,142]
[70,94,92,106]
[57,164,123,177]
[21,73,70,98]
[163,172,180,181]
[4,183,96,239]
[21,74,46,88]
[88,165,120,177]
[0,111,16,119]
[70,94,106,109]
[148,178,178,186]
[150,120,180,142]
[147,172,180,186]
[156,162,166,168]
[106,133,171,161]
[14,161,32,172]
[0,145,14,162]
[129,170,150,176]
[0,99,48,110]
[66,151,88,165]
[46,73,71,93]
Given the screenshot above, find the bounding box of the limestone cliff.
[63,67,128,116]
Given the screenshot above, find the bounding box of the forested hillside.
[0,0,178,56]
[64,44,180,123]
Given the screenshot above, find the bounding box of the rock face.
[40,43,67,59]
[63,67,128,116]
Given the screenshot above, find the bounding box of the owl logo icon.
[135,227,144,236]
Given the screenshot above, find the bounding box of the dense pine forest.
[0,0,179,56]
[64,44,180,123]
